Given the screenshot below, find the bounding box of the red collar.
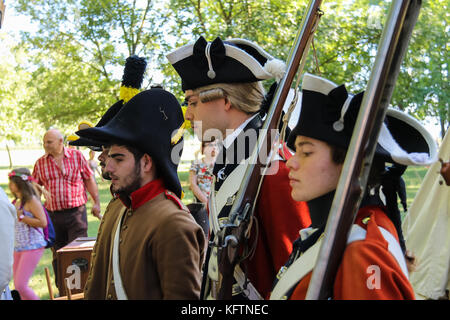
[121,178,166,210]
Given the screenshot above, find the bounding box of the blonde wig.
[194,82,265,114]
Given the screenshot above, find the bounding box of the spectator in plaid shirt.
[32,129,101,287]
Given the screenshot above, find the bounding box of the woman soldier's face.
[286,136,343,202]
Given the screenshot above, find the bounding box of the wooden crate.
[56,237,96,295]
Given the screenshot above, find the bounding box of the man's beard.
[112,165,142,197]
[102,171,111,180]
[100,163,111,180]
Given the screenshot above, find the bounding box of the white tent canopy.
[402,130,450,300]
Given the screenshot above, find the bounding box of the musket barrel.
[263,0,323,132]
[305,0,422,300]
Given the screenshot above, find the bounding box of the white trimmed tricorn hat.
[288,73,438,167]
[167,36,286,91]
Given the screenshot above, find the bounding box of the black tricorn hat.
[288,73,437,167]
[70,100,125,151]
[76,88,185,198]
[167,36,286,91]
[69,55,147,150]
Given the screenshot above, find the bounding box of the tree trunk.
[5,143,12,169]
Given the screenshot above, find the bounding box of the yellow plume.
[66,134,79,142]
[181,106,191,129]
[120,86,140,103]
[78,121,94,131]
[171,122,186,146]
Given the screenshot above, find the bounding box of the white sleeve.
[0,189,16,293]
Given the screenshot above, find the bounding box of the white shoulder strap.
[270,223,409,300]
[112,210,128,300]
[348,224,409,279]
[270,235,324,300]
[209,159,249,234]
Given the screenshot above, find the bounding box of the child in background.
[188,140,219,237]
[8,168,47,300]
[189,140,218,204]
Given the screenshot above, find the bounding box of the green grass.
[403,166,428,206]
[2,165,429,299]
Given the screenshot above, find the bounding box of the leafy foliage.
[6,0,163,134]
[0,0,447,142]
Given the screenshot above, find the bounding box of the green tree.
[393,0,449,138]
[11,0,163,130]
[159,0,308,97]
[163,0,447,137]
[3,0,447,138]
[0,34,43,144]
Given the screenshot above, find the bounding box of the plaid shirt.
[32,147,93,211]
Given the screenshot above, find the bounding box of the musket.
[216,0,324,300]
[305,0,422,299]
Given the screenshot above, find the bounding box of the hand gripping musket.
[215,0,324,300]
[304,0,422,299]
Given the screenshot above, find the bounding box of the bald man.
[33,129,100,289]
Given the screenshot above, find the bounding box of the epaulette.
[165,190,188,211]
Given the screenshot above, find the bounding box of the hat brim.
[375,108,438,166]
[69,136,103,152]
[76,89,185,198]
[79,125,183,198]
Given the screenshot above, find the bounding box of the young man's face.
[184,89,227,140]
[286,136,343,202]
[105,145,142,196]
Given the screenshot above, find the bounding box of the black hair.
[107,141,159,182]
[106,141,144,165]
[328,142,408,254]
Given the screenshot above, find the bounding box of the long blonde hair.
[194,82,265,114]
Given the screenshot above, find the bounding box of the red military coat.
[247,158,310,299]
[289,206,415,300]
